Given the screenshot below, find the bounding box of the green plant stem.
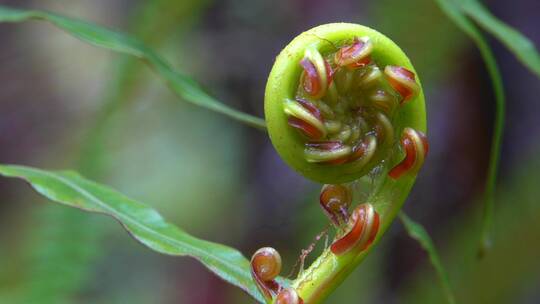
[399,212,456,304]
[434,0,505,256]
[290,175,417,303]
[478,29,505,258]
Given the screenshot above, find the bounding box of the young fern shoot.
[257,23,428,303]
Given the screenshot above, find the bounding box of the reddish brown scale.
[374,124,384,140]
[300,58,321,97]
[419,132,429,156]
[306,140,344,151]
[387,66,416,102]
[348,55,372,68]
[330,204,380,255]
[335,38,367,65]
[288,117,324,139]
[296,98,324,122]
[388,137,416,179]
[361,212,380,251]
[320,184,351,225]
[396,66,415,79]
[330,205,367,255]
[348,139,368,162]
[325,155,350,165]
[348,145,365,162]
[389,80,413,102]
[250,248,282,300]
[325,59,334,84]
[287,98,325,139]
[251,272,280,300]
[275,288,304,304]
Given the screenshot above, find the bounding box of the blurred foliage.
[371,0,466,83]
[0,164,263,302]
[403,150,540,303]
[0,206,104,303]
[457,0,540,78]
[399,213,455,304]
[0,4,265,130]
[432,0,506,256]
[78,0,213,176]
[0,0,217,303]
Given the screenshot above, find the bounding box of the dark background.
[0,0,539,303]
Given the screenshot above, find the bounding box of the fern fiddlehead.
[251,23,428,303]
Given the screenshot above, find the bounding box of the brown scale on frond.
[276,288,304,304]
[250,247,282,301]
[330,203,380,255]
[250,247,305,304]
[320,184,351,226]
[388,128,429,179]
[284,37,423,173]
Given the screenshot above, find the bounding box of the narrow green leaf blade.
[0,5,266,130]
[457,0,540,78]
[434,0,505,255]
[399,212,456,304]
[0,164,264,303]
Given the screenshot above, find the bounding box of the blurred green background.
[0,0,539,303]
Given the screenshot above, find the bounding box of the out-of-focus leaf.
[3,206,104,304]
[79,0,211,177]
[434,0,505,255]
[399,213,456,304]
[0,164,264,303]
[372,0,465,83]
[403,154,540,303]
[0,5,266,130]
[456,0,540,78]
[3,2,217,303]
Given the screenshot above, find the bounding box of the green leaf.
[4,3,216,303]
[456,0,540,78]
[434,0,505,255]
[0,164,264,303]
[0,5,266,130]
[399,212,456,304]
